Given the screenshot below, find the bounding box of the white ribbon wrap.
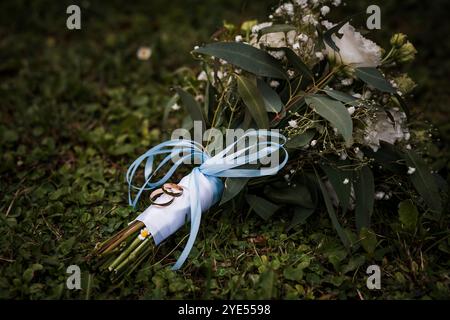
[134,172,222,245]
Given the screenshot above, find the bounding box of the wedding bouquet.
[92,0,444,279]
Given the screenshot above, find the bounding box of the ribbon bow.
[126,130,288,269]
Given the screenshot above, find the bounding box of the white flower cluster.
[249,0,343,62]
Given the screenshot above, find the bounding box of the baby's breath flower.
[288,120,298,128]
[347,106,356,115]
[270,80,280,88]
[375,191,386,200]
[320,6,330,16]
[321,20,334,29]
[302,14,318,26]
[171,103,181,111]
[341,78,353,86]
[332,0,342,6]
[315,51,325,60]
[298,33,309,42]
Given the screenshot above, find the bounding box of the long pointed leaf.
[194,42,286,79]
[257,79,283,113]
[404,150,442,213]
[354,166,374,231]
[237,75,270,129]
[175,87,206,128]
[355,67,396,93]
[315,170,351,249]
[305,95,353,146]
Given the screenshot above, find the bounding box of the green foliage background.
[0,0,449,299]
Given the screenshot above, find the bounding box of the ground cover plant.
[0,0,449,299]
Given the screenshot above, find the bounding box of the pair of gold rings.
[149,183,184,207]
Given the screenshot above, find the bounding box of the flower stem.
[108,236,142,271]
[114,238,150,273]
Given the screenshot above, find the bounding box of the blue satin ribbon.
[126,130,288,270]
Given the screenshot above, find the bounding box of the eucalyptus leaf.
[245,194,281,220]
[355,67,396,93]
[323,19,349,52]
[285,129,316,149]
[305,95,353,146]
[288,207,315,231]
[264,183,315,208]
[354,166,374,231]
[194,42,286,79]
[175,87,206,128]
[392,93,410,118]
[257,79,283,113]
[282,47,313,79]
[315,171,351,249]
[237,75,270,129]
[363,141,404,173]
[220,178,249,205]
[321,164,352,214]
[323,89,358,105]
[404,150,442,213]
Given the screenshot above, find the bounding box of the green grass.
[0,0,449,299]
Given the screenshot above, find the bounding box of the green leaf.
[321,164,352,214]
[355,67,396,93]
[285,129,316,149]
[342,255,366,274]
[257,79,283,113]
[283,266,304,281]
[359,227,377,254]
[323,89,358,105]
[404,150,442,213]
[315,170,351,249]
[354,166,374,231]
[323,18,350,52]
[175,87,206,128]
[282,47,313,79]
[219,178,249,205]
[392,93,410,118]
[288,207,315,231]
[194,42,286,79]
[264,183,315,208]
[245,194,281,220]
[259,24,296,37]
[305,95,353,146]
[237,75,270,129]
[398,200,419,231]
[363,141,404,173]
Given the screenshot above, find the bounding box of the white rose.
[325,23,382,68]
[363,107,409,152]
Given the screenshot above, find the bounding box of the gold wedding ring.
[149,188,174,207]
[162,183,184,197]
[148,183,184,207]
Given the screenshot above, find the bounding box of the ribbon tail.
[171,168,203,270]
